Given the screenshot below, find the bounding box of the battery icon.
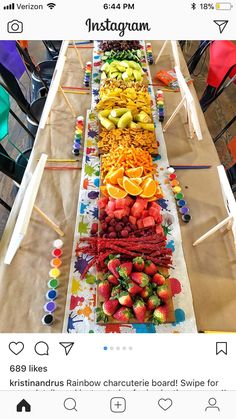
[216,2,233,9]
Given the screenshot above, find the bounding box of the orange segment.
[117,177,124,188]
[100,185,109,197]
[125,166,143,178]
[106,167,125,185]
[155,185,164,199]
[140,178,157,198]
[107,184,128,199]
[123,176,143,196]
[130,177,143,185]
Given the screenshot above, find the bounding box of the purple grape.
[109,232,117,238]
[121,229,129,238]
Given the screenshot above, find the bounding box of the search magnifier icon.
[64,398,77,411]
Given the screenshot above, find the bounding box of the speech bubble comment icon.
[64,398,77,411]
[34,341,49,356]
[216,342,227,355]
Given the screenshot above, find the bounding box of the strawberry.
[113,307,133,322]
[126,281,143,296]
[144,260,158,276]
[153,305,168,324]
[117,291,133,307]
[103,299,119,316]
[97,280,111,301]
[147,295,161,311]
[131,272,150,287]
[111,285,122,297]
[96,307,108,323]
[157,285,171,301]
[106,273,119,286]
[152,273,166,286]
[117,262,133,279]
[106,255,120,278]
[140,284,153,299]
[133,257,145,272]
[133,299,147,322]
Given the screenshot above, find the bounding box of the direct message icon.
[158,398,173,411]
[216,342,227,355]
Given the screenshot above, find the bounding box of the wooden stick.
[72,40,84,69]
[155,40,168,64]
[193,215,233,247]
[45,166,82,170]
[33,205,64,237]
[163,96,186,132]
[59,85,76,117]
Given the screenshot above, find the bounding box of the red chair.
[200,41,236,112]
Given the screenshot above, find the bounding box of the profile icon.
[205,398,220,412]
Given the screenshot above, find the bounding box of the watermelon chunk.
[113,209,126,219]
[125,196,134,206]
[136,197,148,209]
[156,225,165,237]
[106,201,116,212]
[143,216,155,228]
[141,210,149,219]
[115,198,128,210]
[137,219,144,229]
[98,197,108,209]
[148,207,162,223]
[129,216,137,225]
[149,202,161,211]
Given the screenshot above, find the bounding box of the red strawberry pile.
[98,196,163,238]
[96,254,171,324]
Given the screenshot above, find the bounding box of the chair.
[0,85,34,211]
[200,41,236,112]
[187,41,212,75]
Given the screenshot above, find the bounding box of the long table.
[0,41,235,333]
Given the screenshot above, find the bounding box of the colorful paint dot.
[48,278,59,289]
[42,314,54,326]
[44,301,56,313]
[53,239,63,249]
[46,289,58,300]
[50,258,62,268]
[49,268,60,278]
[172,186,182,194]
[171,179,180,187]
[52,248,63,258]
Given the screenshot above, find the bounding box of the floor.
[0,40,235,238]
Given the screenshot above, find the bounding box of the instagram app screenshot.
[0,0,235,417]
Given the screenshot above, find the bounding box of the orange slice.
[130,177,143,186]
[107,184,128,199]
[125,166,143,178]
[123,176,143,196]
[117,177,124,188]
[155,185,164,199]
[107,167,125,185]
[100,185,109,197]
[140,178,157,198]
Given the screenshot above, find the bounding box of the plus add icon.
[110,397,126,413]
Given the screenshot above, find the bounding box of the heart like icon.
[158,398,173,411]
[9,341,24,355]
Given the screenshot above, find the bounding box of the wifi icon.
[47,2,56,9]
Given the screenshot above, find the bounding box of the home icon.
[16,399,31,412]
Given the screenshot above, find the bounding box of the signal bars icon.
[4,2,15,9]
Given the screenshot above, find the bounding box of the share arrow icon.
[214,20,229,33]
[59,342,74,356]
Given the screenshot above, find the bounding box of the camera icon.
[7,19,23,33]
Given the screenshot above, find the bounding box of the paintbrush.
[172,165,212,170]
